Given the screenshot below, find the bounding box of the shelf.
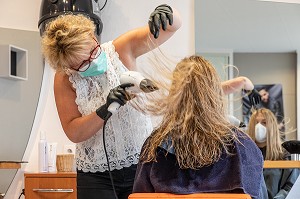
[0,161,28,169]
[0,44,28,80]
[0,162,20,169]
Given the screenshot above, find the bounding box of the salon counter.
[263,160,300,169]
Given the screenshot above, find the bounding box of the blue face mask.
[79,51,108,77]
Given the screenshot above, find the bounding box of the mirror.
[195,1,300,196]
[195,0,299,140]
[0,28,44,195]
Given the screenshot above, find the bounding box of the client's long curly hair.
[140,55,237,169]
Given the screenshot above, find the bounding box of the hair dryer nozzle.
[139,79,158,93]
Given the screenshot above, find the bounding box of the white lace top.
[67,41,153,173]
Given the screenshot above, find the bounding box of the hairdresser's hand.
[148,4,173,39]
[247,89,261,106]
[96,83,134,120]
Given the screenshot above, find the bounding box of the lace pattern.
[67,41,153,172]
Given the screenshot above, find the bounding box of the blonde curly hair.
[140,55,238,169]
[41,14,96,71]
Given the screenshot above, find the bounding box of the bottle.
[38,131,49,172]
[47,142,57,172]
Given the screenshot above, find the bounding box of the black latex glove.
[148,4,173,39]
[247,89,261,106]
[96,83,134,120]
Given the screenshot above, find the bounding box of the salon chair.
[128,193,251,199]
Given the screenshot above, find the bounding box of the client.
[133,55,265,199]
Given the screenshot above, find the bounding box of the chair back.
[129,193,251,199]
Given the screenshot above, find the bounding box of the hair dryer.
[227,115,246,128]
[107,71,158,114]
[282,140,300,154]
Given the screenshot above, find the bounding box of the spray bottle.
[38,131,49,172]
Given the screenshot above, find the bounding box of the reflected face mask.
[255,122,267,143]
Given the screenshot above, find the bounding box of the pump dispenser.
[38,131,49,172]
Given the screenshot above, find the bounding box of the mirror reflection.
[195,0,300,198]
[195,0,298,140]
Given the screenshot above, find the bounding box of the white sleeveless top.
[67,41,153,173]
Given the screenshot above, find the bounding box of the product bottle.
[38,131,49,172]
[48,142,57,172]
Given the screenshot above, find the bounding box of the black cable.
[17,189,25,199]
[98,0,108,11]
[102,112,119,199]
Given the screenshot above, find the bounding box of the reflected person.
[258,88,284,131]
[247,108,299,199]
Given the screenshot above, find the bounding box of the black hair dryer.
[38,0,103,36]
[282,140,300,160]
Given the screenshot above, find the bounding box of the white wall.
[0,1,195,198]
[0,0,41,31]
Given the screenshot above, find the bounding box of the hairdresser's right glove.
[148,4,173,39]
[96,83,133,120]
[247,89,261,106]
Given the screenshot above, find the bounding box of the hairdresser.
[40,4,182,199]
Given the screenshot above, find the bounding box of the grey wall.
[233,52,297,140]
[0,28,43,194]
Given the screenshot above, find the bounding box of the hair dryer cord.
[103,114,118,199]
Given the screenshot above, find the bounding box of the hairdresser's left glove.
[247,89,261,106]
[148,4,173,39]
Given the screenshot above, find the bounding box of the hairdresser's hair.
[41,14,95,71]
[140,55,238,169]
[247,108,284,160]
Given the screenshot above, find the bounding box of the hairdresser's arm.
[113,7,182,70]
[222,76,254,95]
[54,72,104,143]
